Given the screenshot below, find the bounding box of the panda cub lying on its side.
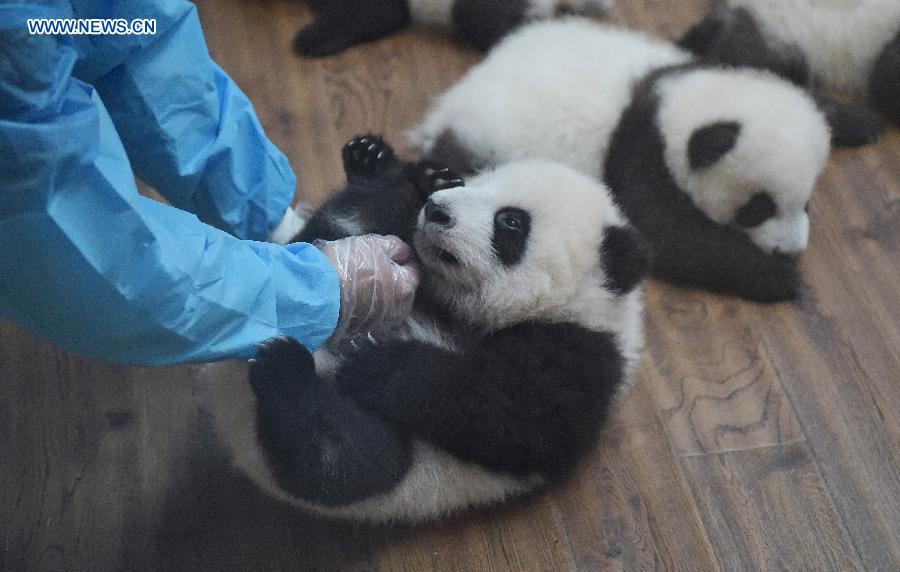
[413,20,883,302]
[680,0,900,126]
[209,136,649,523]
[294,0,613,56]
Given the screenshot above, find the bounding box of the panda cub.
[411,19,871,302]
[209,135,648,523]
[679,0,900,126]
[294,0,613,56]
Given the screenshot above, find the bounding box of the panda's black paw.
[342,135,397,179]
[249,336,318,405]
[410,161,465,198]
[294,19,361,57]
[747,257,802,302]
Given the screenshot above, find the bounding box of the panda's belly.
[731,0,900,95]
[204,361,543,523]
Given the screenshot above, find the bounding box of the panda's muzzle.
[424,200,454,227]
[416,201,461,267]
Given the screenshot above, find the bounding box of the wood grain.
[2,0,899,570]
[641,288,805,458]
[681,443,863,571]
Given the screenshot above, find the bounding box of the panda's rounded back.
[411,19,691,176]
[727,0,900,95]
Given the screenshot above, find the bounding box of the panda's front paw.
[342,135,396,179]
[746,256,801,302]
[410,161,465,197]
[249,336,318,405]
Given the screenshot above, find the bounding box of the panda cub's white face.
[413,160,645,367]
[657,68,830,255]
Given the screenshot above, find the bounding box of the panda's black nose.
[424,200,453,227]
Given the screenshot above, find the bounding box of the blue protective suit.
[0,1,340,365]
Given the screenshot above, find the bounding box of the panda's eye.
[496,211,523,231]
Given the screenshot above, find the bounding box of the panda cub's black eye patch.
[734,192,777,228]
[492,207,531,267]
[688,121,742,170]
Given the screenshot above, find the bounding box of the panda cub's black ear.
[812,95,884,148]
[601,226,653,296]
[688,121,742,169]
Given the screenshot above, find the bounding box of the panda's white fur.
[725,0,900,96]
[656,68,829,254]
[412,19,830,256]
[412,20,690,177]
[205,158,646,523]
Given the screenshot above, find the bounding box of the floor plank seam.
[676,439,808,459]
[759,335,873,569]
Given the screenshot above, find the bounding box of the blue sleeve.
[0,8,340,365]
[68,0,296,241]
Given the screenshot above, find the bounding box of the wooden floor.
[2,1,899,570]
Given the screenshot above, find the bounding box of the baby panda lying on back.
[679,0,900,126]
[209,135,648,523]
[412,19,884,302]
[294,0,613,56]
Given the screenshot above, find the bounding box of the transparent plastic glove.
[316,235,420,342]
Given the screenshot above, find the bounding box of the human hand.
[316,234,420,342]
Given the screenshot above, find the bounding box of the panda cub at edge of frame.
[202,135,649,524]
[679,0,900,126]
[294,0,614,57]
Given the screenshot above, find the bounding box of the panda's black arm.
[291,136,439,245]
[639,200,801,302]
[337,322,624,478]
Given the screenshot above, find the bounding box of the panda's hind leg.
[293,0,410,57]
[249,337,412,507]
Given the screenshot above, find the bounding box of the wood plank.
[640,287,805,458]
[0,325,140,570]
[744,128,900,569]
[552,377,719,571]
[680,443,864,571]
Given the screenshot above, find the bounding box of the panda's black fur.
[680,2,900,130]
[224,135,646,522]
[870,30,900,126]
[602,65,801,302]
[293,0,609,57]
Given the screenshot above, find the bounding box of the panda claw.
[412,161,465,196]
[342,134,396,178]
